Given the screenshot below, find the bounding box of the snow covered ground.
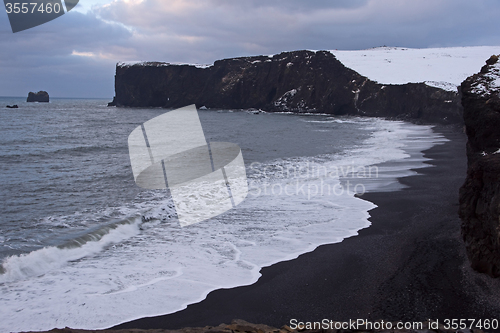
[330,46,500,91]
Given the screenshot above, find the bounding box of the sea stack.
[459,55,500,277]
[27,91,49,102]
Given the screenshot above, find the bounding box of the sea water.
[0,98,447,331]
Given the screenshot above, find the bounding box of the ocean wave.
[0,217,142,282]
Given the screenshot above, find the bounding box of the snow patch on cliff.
[117,61,212,69]
[470,60,500,97]
[117,61,169,67]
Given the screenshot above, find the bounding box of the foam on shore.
[0,118,446,332]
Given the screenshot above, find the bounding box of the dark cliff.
[112,50,462,124]
[459,55,500,277]
[27,91,49,102]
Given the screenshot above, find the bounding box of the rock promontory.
[111,50,462,124]
[27,91,49,102]
[459,55,500,277]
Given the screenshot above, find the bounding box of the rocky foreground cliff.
[459,55,500,277]
[111,50,462,124]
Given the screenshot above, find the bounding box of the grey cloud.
[209,0,369,12]
[0,10,132,97]
[1,0,500,97]
[96,0,500,57]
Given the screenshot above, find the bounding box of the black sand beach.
[111,126,500,331]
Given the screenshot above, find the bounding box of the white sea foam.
[0,220,141,283]
[0,118,447,332]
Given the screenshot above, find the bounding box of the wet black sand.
[113,126,500,331]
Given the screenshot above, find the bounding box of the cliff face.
[113,50,462,124]
[459,55,500,277]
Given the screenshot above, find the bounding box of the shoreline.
[109,125,500,331]
[23,125,500,333]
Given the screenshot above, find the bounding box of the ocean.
[0,97,447,331]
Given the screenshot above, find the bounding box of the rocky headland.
[27,90,49,102]
[459,54,500,277]
[111,50,462,124]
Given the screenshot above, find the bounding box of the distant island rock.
[110,50,463,124]
[27,91,49,102]
[459,54,500,277]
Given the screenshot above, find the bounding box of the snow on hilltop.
[330,46,500,92]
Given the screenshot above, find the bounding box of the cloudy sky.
[1,0,500,98]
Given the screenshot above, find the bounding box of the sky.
[1,0,500,98]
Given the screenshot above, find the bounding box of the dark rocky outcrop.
[107,96,116,106]
[112,51,462,124]
[459,55,500,277]
[6,104,18,108]
[27,91,49,102]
